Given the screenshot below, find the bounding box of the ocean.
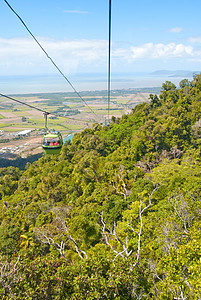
[0,72,194,95]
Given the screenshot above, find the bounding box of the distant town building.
[16,130,32,136]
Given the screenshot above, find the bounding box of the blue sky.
[1,0,201,87]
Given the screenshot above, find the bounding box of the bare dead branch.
[54,209,88,260]
[131,186,158,269]
[168,194,195,233]
[112,167,131,200]
[35,207,88,261]
[35,228,70,263]
[99,186,158,269]
[0,256,21,297]
[100,213,132,262]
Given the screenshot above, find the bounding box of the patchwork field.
[0,89,156,157]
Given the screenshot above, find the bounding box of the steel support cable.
[107,0,112,123]
[0,93,91,124]
[0,93,48,114]
[3,0,98,118]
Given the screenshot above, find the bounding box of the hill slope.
[0,76,201,299]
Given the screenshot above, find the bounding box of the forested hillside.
[0,75,201,299]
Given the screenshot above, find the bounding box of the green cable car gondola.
[42,131,63,154]
[42,112,63,154]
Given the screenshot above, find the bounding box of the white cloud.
[0,37,199,76]
[168,27,183,33]
[0,37,107,75]
[115,43,195,61]
[188,36,201,43]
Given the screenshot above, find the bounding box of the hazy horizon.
[0,70,195,95]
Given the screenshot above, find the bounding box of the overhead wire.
[0,93,48,114]
[3,0,98,119]
[0,93,92,124]
[108,0,112,123]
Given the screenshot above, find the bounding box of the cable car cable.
[3,0,98,118]
[0,93,49,115]
[0,93,91,124]
[107,0,112,123]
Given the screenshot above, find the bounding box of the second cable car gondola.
[42,112,63,154]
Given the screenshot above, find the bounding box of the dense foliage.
[0,75,201,299]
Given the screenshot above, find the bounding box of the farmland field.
[0,88,158,157]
